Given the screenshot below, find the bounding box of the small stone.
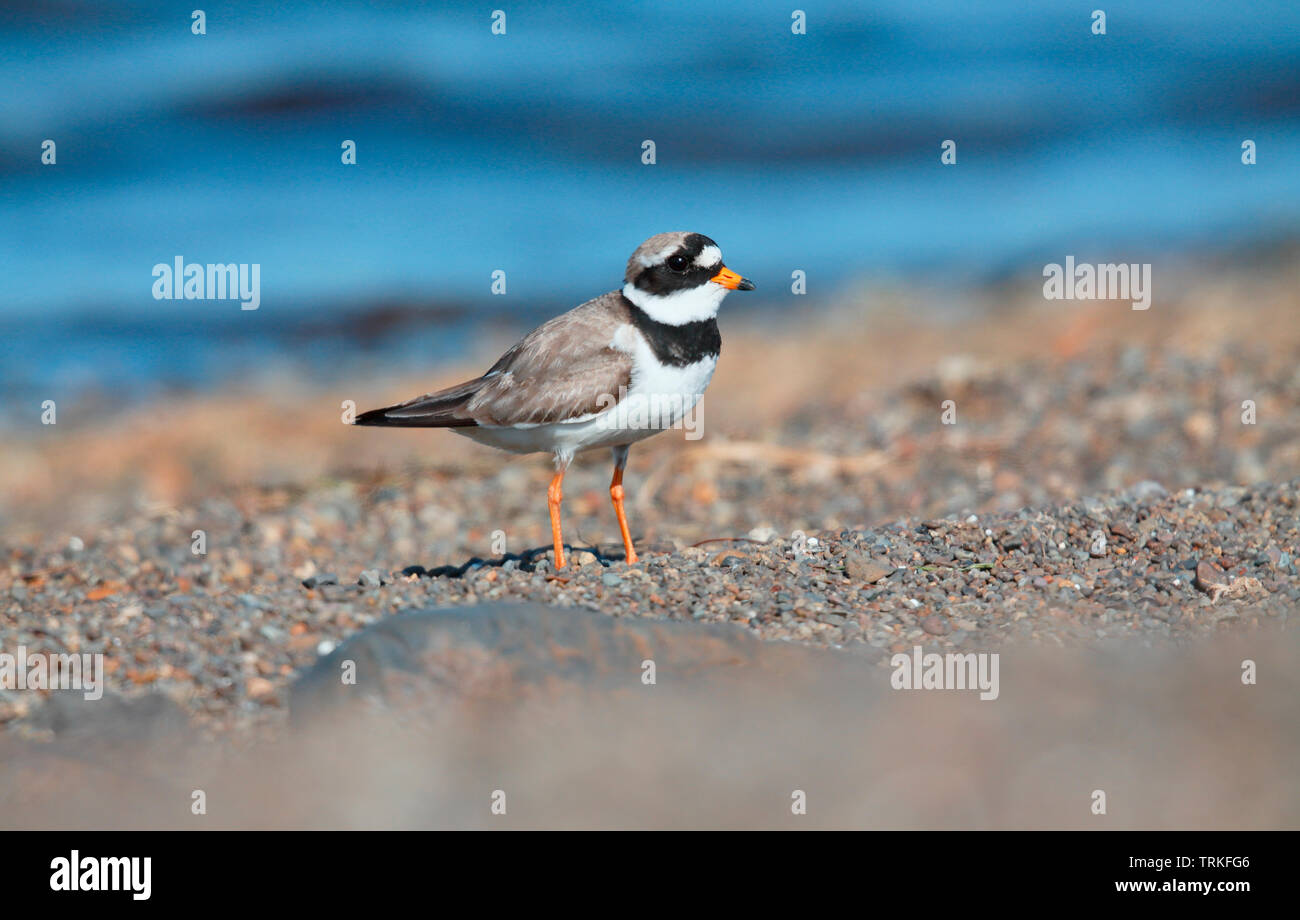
[1254,548,1282,567]
[921,615,951,636]
[247,677,276,701]
[358,569,382,588]
[1194,559,1226,593]
[747,526,778,543]
[67,536,85,553]
[601,573,623,587]
[845,552,893,583]
[302,573,338,589]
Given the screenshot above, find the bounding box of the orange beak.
[710,266,756,291]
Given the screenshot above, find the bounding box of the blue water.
[2,0,1298,410]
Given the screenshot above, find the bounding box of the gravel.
[1,476,1295,735]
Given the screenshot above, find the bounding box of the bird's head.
[623,232,754,325]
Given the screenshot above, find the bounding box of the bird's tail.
[352,378,484,428]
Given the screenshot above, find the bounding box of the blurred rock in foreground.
[1,603,1295,830]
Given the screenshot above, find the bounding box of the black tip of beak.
[738,278,756,291]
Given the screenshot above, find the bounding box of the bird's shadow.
[402,542,631,579]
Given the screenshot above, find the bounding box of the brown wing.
[354,292,634,428]
[466,292,635,425]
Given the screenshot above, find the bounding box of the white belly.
[456,351,717,461]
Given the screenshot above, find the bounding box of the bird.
[353,231,754,569]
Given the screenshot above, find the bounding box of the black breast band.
[624,299,721,367]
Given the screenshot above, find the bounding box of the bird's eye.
[666,254,690,271]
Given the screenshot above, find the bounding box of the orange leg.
[547,468,566,569]
[610,447,638,564]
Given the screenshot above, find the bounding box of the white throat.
[622,281,727,325]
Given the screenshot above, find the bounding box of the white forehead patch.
[694,245,722,269]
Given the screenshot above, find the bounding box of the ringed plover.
[354,232,754,568]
